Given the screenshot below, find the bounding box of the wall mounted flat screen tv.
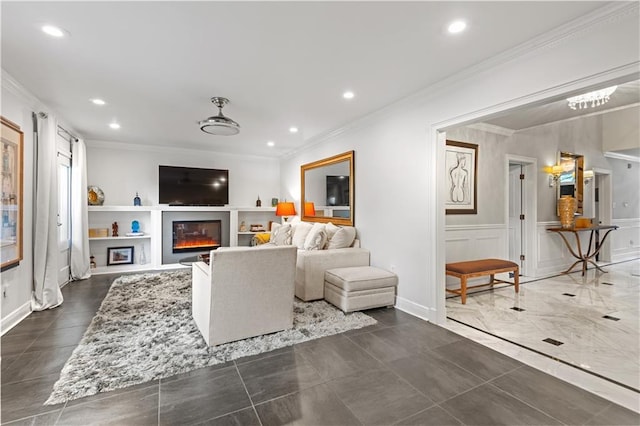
[159,166,229,206]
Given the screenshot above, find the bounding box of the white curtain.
[70,139,91,280]
[32,113,64,311]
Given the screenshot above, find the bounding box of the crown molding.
[2,69,43,111]
[283,2,639,160]
[466,123,515,137]
[85,139,277,161]
[604,151,640,162]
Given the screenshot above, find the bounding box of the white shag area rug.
[45,270,376,405]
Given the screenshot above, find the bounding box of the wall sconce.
[584,170,594,185]
[544,165,563,187]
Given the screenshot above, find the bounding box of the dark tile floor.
[2,273,639,425]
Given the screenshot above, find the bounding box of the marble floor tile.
[447,259,640,392]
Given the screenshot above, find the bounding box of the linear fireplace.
[172,220,221,253]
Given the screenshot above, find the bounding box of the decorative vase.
[558,196,577,229]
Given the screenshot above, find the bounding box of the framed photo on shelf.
[445,140,478,215]
[1,116,24,271]
[107,246,134,266]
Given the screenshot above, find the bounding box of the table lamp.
[304,202,316,216]
[275,202,296,222]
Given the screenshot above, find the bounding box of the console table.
[547,225,618,276]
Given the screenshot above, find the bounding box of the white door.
[508,164,523,268]
[57,152,71,285]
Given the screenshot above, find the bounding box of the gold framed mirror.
[558,151,584,215]
[301,151,354,226]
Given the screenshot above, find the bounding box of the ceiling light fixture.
[448,20,467,34]
[567,86,617,110]
[109,122,120,129]
[267,141,275,147]
[42,25,65,37]
[91,98,106,105]
[199,97,240,136]
[343,91,355,99]
[289,127,298,133]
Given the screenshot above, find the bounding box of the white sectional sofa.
[260,219,371,301]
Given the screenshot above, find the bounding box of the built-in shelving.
[88,205,278,274]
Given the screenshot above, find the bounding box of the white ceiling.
[1,1,615,157]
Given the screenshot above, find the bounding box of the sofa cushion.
[291,221,313,249]
[303,223,327,250]
[270,223,292,246]
[325,222,340,241]
[326,226,356,249]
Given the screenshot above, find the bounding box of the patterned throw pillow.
[270,223,292,246]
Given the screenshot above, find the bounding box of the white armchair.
[191,245,297,346]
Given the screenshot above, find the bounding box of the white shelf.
[88,205,154,212]
[238,231,270,235]
[89,235,151,241]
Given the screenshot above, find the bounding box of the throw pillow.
[326,226,356,249]
[291,221,313,249]
[325,222,340,241]
[270,223,292,246]
[303,223,327,251]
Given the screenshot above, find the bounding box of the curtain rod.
[57,125,79,142]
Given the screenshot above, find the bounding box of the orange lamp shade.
[304,202,316,216]
[275,202,296,217]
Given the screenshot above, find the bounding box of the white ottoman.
[324,266,398,313]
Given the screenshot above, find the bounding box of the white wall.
[603,105,640,152]
[86,142,281,207]
[1,80,37,329]
[280,4,639,323]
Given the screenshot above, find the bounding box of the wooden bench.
[446,259,519,304]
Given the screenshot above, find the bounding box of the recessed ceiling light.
[42,25,65,37]
[448,20,467,34]
[91,98,106,106]
[289,126,298,133]
[267,141,275,147]
[343,91,355,100]
[109,122,120,130]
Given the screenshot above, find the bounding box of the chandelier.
[567,86,617,110]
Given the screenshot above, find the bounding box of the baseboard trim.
[394,296,436,323]
[1,301,32,336]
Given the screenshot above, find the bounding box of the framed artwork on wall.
[445,140,478,215]
[107,246,135,266]
[1,116,24,271]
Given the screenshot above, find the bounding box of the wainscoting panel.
[445,224,508,288]
[611,218,640,262]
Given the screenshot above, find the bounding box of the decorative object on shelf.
[90,255,96,269]
[133,192,141,206]
[87,186,104,206]
[275,201,296,222]
[239,221,247,232]
[567,85,617,110]
[139,245,147,265]
[112,222,119,237]
[131,220,140,233]
[575,217,592,228]
[271,197,278,207]
[1,116,24,271]
[88,228,109,238]
[251,233,271,246]
[107,246,134,266]
[256,196,261,207]
[304,202,316,217]
[445,140,478,215]
[558,195,577,229]
[199,97,240,136]
[250,224,265,232]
